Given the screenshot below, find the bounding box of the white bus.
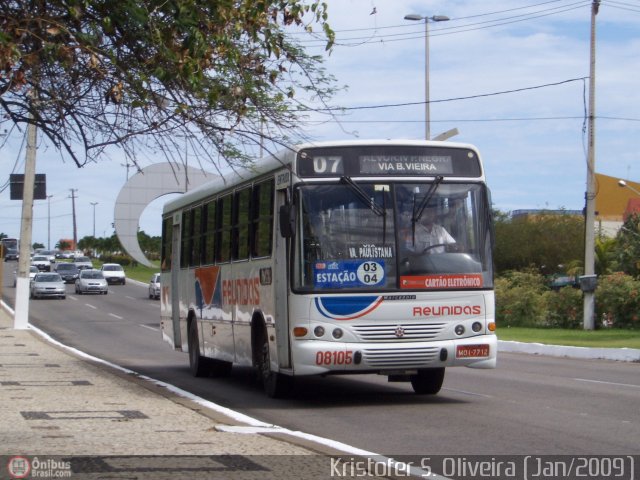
[160,140,497,397]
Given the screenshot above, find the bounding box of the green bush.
[495,271,548,327]
[543,286,583,328]
[595,273,640,329]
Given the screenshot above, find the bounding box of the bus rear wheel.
[188,320,210,377]
[410,368,445,395]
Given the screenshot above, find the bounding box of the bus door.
[171,215,182,349]
[273,171,292,369]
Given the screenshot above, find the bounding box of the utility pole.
[70,189,78,248]
[47,194,53,249]
[582,0,600,330]
[14,119,37,329]
[90,202,98,237]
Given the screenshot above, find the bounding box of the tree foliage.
[494,210,584,274]
[612,213,640,278]
[0,0,336,169]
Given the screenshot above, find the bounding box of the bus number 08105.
[316,350,353,366]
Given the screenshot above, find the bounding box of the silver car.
[75,269,108,295]
[148,273,161,299]
[30,273,66,299]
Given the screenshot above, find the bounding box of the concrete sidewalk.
[0,305,377,479]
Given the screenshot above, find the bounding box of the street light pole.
[47,194,53,249]
[404,13,450,140]
[582,0,600,331]
[618,179,640,197]
[90,202,98,238]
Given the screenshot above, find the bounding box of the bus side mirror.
[279,204,296,238]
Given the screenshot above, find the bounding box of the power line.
[307,77,589,112]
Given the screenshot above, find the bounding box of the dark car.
[4,248,19,261]
[55,262,80,283]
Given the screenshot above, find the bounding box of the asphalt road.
[2,261,639,457]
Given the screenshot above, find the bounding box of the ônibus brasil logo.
[7,456,31,479]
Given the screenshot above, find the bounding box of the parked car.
[30,272,66,299]
[4,248,19,261]
[31,255,52,272]
[75,269,108,295]
[148,273,161,299]
[73,256,93,270]
[13,266,39,287]
[101,263,126,285]
[55,262,80,283]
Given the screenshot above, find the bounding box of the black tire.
[209,358,233,377]
[188,320,210,377]
[256,326,292,398]
[410,368,445,395]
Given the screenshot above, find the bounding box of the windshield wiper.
[340,176,386,217]
[413,175,444,223]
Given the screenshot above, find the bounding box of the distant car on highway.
[75,269,108,295]
[55,262,80,283]
[101,263,126,285]
[31,255,52,272]
[4,248,19,261]
[30,272,66,299]
[13,265,39,287]
[148,273,161,299]
[73,256,93,270]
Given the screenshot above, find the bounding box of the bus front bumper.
[290,335,497,376]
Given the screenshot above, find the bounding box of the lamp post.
[582,0,600,331]
[90,202,98,238]
[47,195,53,250]
[404,13,450,140]
[618,179,640,197]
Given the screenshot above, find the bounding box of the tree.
[613,213,640,278]
[0,1,336,170]
[494,210,584,274]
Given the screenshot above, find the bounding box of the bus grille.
[361,346,440,368]
[352,323,446,341]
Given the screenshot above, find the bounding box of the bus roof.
[162,139,481,215]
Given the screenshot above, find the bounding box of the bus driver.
[400,205,456,254]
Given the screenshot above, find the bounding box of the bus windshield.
[293,181,493,292]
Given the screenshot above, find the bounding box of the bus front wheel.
[410,368,445,395]
[256,328,291,398]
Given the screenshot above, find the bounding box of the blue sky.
[1,0,639,246]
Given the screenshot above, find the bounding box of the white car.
[101,263,126,285]
[30,272,66,299]
[148,273,161,299]
[75,269,108,295]
[13,266,39,287]
[31,255,52,272]
[73,256,93,270]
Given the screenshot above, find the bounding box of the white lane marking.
[125,296,136,300]
[85,304,97,310]
[109,313,123,320]
[574,378,640,389]
[443,388,493,398]
[139,324,159,332]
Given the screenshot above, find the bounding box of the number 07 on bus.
[159,139,497,398]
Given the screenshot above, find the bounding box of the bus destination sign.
[296,146,480,178]
[359,155,453,175]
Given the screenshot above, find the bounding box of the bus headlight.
[332,328,343,339]
[314,326,325,337]
[454,324,465,336]
[472,322,482,333]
